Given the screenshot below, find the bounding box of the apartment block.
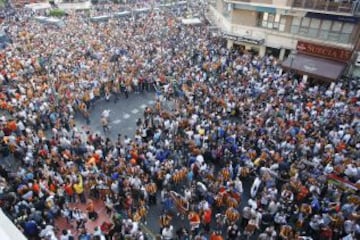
[208,0,360,80]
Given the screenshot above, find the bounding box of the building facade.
[208,0,360,80]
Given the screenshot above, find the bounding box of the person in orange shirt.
[188,211,201,236]
[63,179,75,203]
[32,180,41,197]
[48,179,57,193]
[210,231,223,240]
[202,208,212,233]
[7,119,17,132]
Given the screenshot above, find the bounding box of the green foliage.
[49,8,66,18]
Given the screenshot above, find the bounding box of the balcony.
[226,0,360,15]
[291,0,359,15]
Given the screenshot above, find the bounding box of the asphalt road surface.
[75,91,156,141]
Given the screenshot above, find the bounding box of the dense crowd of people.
[0,1,359,240]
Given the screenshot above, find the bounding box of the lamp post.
[289,50,297,77]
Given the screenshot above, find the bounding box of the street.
[75,91,156,140]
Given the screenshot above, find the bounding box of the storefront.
[223,33,265,56]
[282,40,352,82]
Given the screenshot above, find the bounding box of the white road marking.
[131,109,139,114]
[148,100,155,105]
[140,104,147,109]
[123,113,131,119]
[112,119,122,124]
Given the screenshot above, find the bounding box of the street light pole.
[289,50,297,78]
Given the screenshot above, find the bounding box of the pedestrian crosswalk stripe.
[123,114,131,119]
[131,109,139,114]
[112,119,122,124]
[140,104,147,109]
[148,100,155,105]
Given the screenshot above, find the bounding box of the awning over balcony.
[282,53,347,81]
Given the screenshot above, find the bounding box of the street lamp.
[289,50,297,77]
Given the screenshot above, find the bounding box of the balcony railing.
[226,0,360,15]
[291,0,356,14]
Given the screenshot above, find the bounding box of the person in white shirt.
[162,225,174,240]
[39,224,57,240]
[234,177,243,194]
[93,226,106,240]
[60,229,74,240]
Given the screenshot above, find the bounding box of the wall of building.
[231,9,257,27]
[212,0,358,63]
[266,34,296,49]
[209,5,232,32]
[283,15,293,33]
[251,0,272,4]
[272,0,292,7]
[215,0,224,12]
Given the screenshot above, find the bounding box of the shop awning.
[223,32,265,45]
[282,54,346,81]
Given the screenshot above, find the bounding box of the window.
[260,12,282,30]
[319,20,331,40]
[328,21,343,42]
[290,17,301,33]
[292,17,301,26]
[268,14,275,28]
[328,32,340,42]
[331,21,342,32]
[310,19,320,29]
[289,17,352,43]
[273,14,280,28]
[339,23,354,43]
[342,23,354,34]
[301,18,311,27]
[308,19,320,37]
[299,17,310,35]
[321,20,332,30]
[261,12,269,28]
[279,17,286,32]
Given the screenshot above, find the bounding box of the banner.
[297,40,352,62]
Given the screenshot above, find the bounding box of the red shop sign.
[297,40,352,62]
